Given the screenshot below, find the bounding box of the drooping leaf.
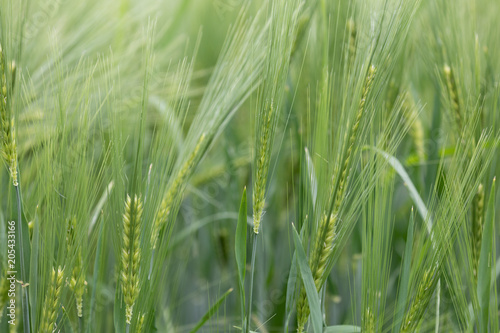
[368,147,431,230]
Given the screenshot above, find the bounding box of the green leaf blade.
[235,187,247,323]
[189,288,233,333]
[235,187,247,288]
[292,224,322,333]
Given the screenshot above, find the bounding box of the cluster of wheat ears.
[0,0,500,332]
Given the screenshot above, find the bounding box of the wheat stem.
[472,183,484,279]
[245,233,258,333]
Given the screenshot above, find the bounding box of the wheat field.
[0,0,499,332]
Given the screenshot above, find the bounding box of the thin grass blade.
[188,288,233,333]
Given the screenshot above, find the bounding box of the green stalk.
[148,250,155,281]
[16,184,31,333]
[79,316,83,333]
[245,233,258,333]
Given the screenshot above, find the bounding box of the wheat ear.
[66,217,86,317]
[121,194,143,325]
[363,307,375,333]
[443,64,462,131]
[296,213,337,332]
[137,312,146,333]
[404,92,425,164]
[40,266,64,333]
[320,65,376,269]
[253,100,274,234]
[400,266,438,333]
[297,65,376,332]
[0,43,18,187]
[347,18,357,66]
[151,133,205,250]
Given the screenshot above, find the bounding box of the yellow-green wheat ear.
[151,133,206,250]
[298,66,376,332]
[296,214,337,332]
[121,194,143,325]
[347,18,357,66]
[443,64,462,131]
[400,266,437,333]
[0,43,18,187]
[40,266,65,333]
[253,101,274,234]
[363,307,375,333]
[137,312,146,333]
[472,183,484,279]
[403,92,425,164]
[330,64,376,213]
[66,216,86,317]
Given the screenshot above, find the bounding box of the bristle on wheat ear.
[121,194,144,325]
